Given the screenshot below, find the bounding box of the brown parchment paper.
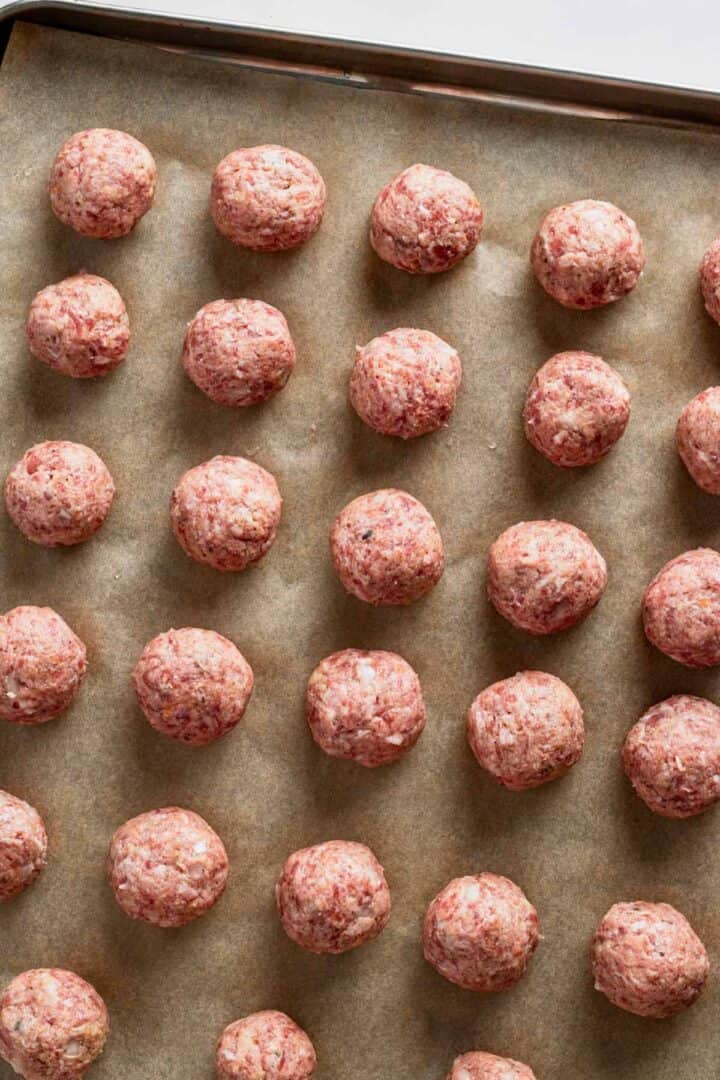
[2,20,720,1080]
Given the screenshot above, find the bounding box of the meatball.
[26,273,130,380]
[170,455,282,572]
[622,694,720,818]
[423,873,540,992]
[0,791,47,902]
[0,968,109,1079]
[211,144,326,252]
[5,441,115,548]
[676,387,720,494]
[467,670,584,790]
[700,236,720,325]
[329,489,444,606]
[530,199,645,309]
[487,520,607,635]
[370,163,483,274]
[445,1051,536,1080]
[216,1011,316,1080]
[0,606,87,725]
[592,901,709,1018]
[642,548,720,668]
[523,351,631,468]
[276,840,391,954]
[49,128,156,239]
[133,627,254,746]
[108,807,228,927]
[350,328,462,439]
[306,649,425,767]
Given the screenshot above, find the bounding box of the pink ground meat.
[642,548,720,667]
[216,1011,316,1080]
[0,606,87,725]
[211,144,326,252]
[446,1051,537,1080]
[592,901,709,1018]
[306,648,425,767]
[467,670,584,790]
[275,840,391,954]
[329,488,444,606]
[49,128,156,240]
[622,694,720,818]
[487,520,607,635]
[0,968,109,1079]
[350,327,462,439]
[370,163,483,274]
[700,236,720,325]
[523,351,631,468]
[133,627,254,746]
[530,199,645,309]
[170,455,282,572]
[108,807,228,928]
[0,790,47,902]
[26,273,129,380]
[5,441,115,548]
[423,873,540,992]
[676,387,720,494]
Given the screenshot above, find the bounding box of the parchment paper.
[2,20,720,1079]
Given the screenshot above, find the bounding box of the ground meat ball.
[0,968,109,1079]
[700,236,720,325]
[108,807,228,928]
[211,145,326,252]
[306,649,425,767]
[370,164,483,274]
[487,520,607,635]
[5,441,115,548]
[49,128,156,239]
[170,455,282,572]
[276,840,391,954]
[26,273,130,380]
[622,695,720,818]
[423,873,540,992]
[133,627,254,746]
[0,791,47,902]
[0,606,87,725]
[530,199,645,309]
[676,387,720,494]
[643,548,720,667]
[329,489,444,606]
[446,1051,537,1080]
[467,671,584,790]
[350,328,462,439]
[216,1011,316,1080]
[592,901,709,1018]
[523,351,631,468]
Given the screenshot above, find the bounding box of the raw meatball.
[487,520,607,635]
[133,627,254,746]
[5,441,115,547]
[183,298,296,407]
[0,606,87,725]
[592,901,709,1018]
[700,236,720,325]
[370,164,483,274]
[170,455,282,572]
[49,128,156,239]
[623,694,720,818]
[523,351,631,468]
[467,670,584,790]
[108,807,228,927]
[26,273,130,379]
[276,840,391,954]
[676,387,720,494]
[329,489,444,606]
[306,648,425,767]
[0,791,47,902]
[0,968,109,1079]
[216,1011,316,1080]
[530,199,645,309]
[642,548,720,667]
[350,328,462,439]
[446,1051,536,1080]
[211,144,326,252]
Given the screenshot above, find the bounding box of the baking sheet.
[2,19,720,1079]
